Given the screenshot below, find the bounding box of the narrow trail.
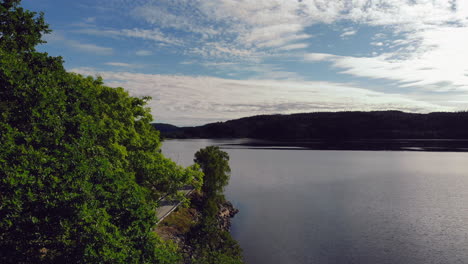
[156,187,194,223]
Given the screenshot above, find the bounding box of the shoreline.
[156,191,241,263]
[164,138,468,152]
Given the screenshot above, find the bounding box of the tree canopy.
[0,1,202,262]
[194,146,230,199]
[0,0,50,52]
[189,147,242,264]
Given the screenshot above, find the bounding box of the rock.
[159,197,240,263]
[217,201,239,231]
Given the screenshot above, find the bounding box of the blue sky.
[23,0,468,125]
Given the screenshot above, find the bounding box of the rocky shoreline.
[217,200,239,231]
[156,194,240,263]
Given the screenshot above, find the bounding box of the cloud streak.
[104,62,140,68]
[305,24,468,91]
[71,67,453,126]
[67,41,113,55]
[90,1,468,69]
[44,32,114,55]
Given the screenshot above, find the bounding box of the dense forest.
[0,1,242,263]
[157,111,468,140]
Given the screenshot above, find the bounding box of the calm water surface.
[162,139,468,264]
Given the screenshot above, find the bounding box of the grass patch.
[156,207,199,240]
[161,207,197,233]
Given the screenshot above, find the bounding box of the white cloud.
[70,67,453,126]
[189,42,261,61]
[42,32,113,55]
[200,62,302,80]
[42,31,65,43]
[88,0,468,69]
[71,0,468,110]
[120,28,183,46]
[277,43,308,51]
[304,53,336,62]
[340,30,357,38]
[371,42,384,46]
[304,23,468,91]
[76,28,182,46]
[135,50,153,56]
[180,60,196,65]
[373,33,386,39]
[104,62,140,68]
[131,3,218,36]
[84,17,96,23]
[67,40,113,55]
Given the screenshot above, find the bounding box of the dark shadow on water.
[218,139,468,152]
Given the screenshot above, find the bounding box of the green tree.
[0,0,50,52]
[0,1,201,262]
[188,147,243,264]
[194,146,230,200]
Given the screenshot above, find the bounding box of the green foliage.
[0,0,51,52]
[187,148,243,264]
[194,146,230,200]
[159,208,197,234]
[192,248,243,264]
[186,210,243,264]
[0,1,201,262]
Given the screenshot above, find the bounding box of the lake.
[162,139,468,264]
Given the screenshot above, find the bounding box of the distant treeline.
[153,111,468,140]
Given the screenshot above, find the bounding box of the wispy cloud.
[70,67,453,126]
[90,0,468,62]
[135,50,152,56]
[304,53,336,62]
[76,27,183,46]
[38,0,468,125]
[104,62,140,68]
[68,40,113,55]
[340,29,357,38]
[305,24,468,91]
[84,17,96,23]
[370,42,384,46]
[200,61,302,80]
[120,28,183,46]
[43,31,114,55]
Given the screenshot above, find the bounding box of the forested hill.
[152,123,180,133]
[156,111,468,140]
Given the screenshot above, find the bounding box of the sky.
[23,0,468,126]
